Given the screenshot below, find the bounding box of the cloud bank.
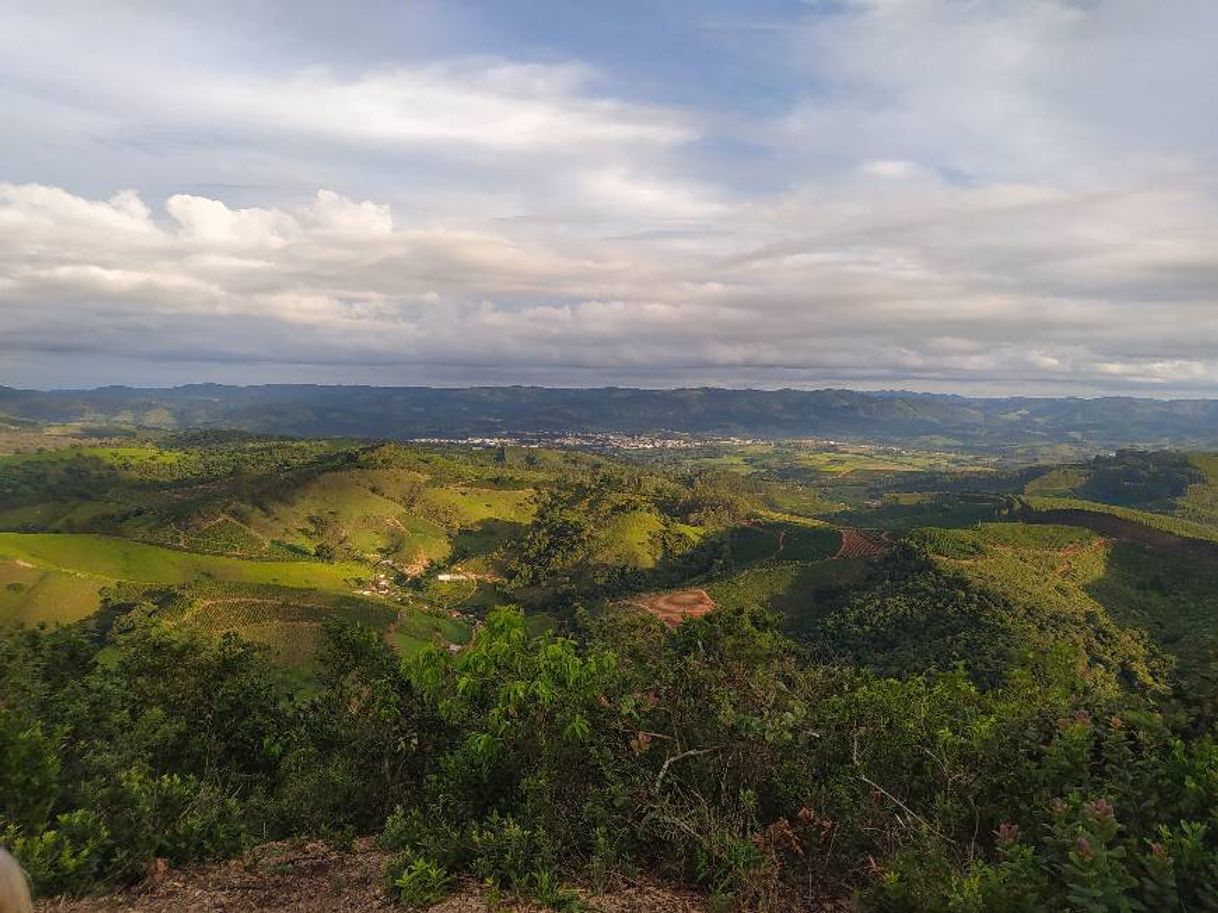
[1,0,1216,393]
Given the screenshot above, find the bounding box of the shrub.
[2,810,108,896]
[386,851,450,908]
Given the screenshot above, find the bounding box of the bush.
[2,810,108,896]
[386,851,450,908]
[7,582,1218,910]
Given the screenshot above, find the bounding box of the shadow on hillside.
[834,492,1004,533]
[1083,538,1218,710]
[451,518,528,560]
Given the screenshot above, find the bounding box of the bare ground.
[630,588,716,627]
[33,840,712,913]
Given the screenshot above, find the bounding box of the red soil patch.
[634,588,716,627]
[833,528,894,559]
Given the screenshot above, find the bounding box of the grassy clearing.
[756,485,844,519]
[0,533,365,590]
[250,471,418,556]
[1024,466,1090,497]
[0,499,125,531]
[175,580,470,670]
[592,510,666,568]
[389,607,471,656]
[244,471,532,567]
[0,445,183,471]
[0,558,107,626]
[418,485,535,526]
[796,447,988,476]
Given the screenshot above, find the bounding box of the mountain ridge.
[7,384,1218,449]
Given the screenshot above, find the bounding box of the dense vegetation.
[7,606,1218,911]
[6,430,1218,909]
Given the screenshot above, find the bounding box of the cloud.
[777,0,1218,185]
[0,1,1216,393]
[168,62,695,154]
[3,172,1218,393]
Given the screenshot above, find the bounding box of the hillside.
[8,431,1218,911]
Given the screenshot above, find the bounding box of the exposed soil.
[33,840,713,913]
[35,841,391,913]
[632,588,717,627]
[832,528,893,560]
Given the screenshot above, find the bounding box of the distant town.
[407,431,769,452]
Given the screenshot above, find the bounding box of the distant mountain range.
[6,384,1218,450]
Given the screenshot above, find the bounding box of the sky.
[1,0,1217,395]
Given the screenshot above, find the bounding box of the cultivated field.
[833,528,894,559]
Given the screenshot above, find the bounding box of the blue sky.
[2,0,1217,393]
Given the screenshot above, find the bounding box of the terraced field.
[833,528,893,559]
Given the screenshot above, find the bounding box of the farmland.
[11,432,1217,672]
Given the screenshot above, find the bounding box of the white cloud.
[178,62,695,153]
[2,175,1217,392]
[1,1,1216,393]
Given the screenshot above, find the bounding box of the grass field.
[592,510,666,568]
[0,558,108,625]
[418,485,535,526]
[387,607,472,656]
[0,533,365,590]
[1023,466,1090,497]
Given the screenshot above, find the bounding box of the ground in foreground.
[33,840,715,913]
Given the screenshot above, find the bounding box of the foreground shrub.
[6,603,1218,909]
[386,851,451,908]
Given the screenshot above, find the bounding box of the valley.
[9,424,1218,910]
